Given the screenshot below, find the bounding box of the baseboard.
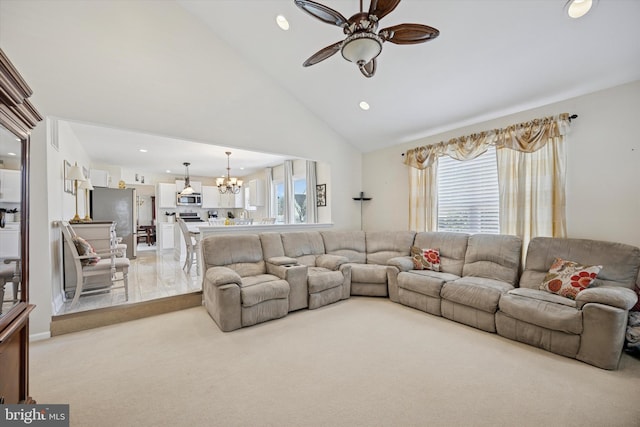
[50,291,203,336]
[29,331,52,342]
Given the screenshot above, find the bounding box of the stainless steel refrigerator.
[91,187,137,259]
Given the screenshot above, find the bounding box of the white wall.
[1,0,361,336]
[363,80,640,250]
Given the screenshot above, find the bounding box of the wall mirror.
[0,124,25,320]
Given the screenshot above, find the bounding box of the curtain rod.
[400,113,578,156]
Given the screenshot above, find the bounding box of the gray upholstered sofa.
[201,230,640,369]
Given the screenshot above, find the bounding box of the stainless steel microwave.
[176,193,202,206]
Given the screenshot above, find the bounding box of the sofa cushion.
[240,277,289,308]
[281,232,325,267]
[398,270,460,298]
[462,234,522,286]
[410,246,441,272]
[520,237,640,290]
[539,258,602,300]
[202,234,266,277]
[365,231,416,265]
[441,277,514,313]
[321,230,366,264]
[307,268,344,293]
[350,263,388,284]
[499,288,582,334]
[413,232,469,276]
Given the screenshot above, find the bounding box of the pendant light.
[216,152,243,194]
[180,162,194,195]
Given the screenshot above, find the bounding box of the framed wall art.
[316,184,326,207]
[63,160,74,194]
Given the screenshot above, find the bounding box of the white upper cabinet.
[201,185,243,208]
[0,169,20,203]
[157,182,177,208]
[248,179,265,206]
[89,169,111,188]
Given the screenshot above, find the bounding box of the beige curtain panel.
[405,113,571,242]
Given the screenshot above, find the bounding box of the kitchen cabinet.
[201,185,243,208]
[157,183,177,208]
[0,224,20,258]
[0,169,20,202]
[201,185,218,208]
[248,179,265,207]
[175,179,202,194]
[90,168,111,188]
[158,223,175,249]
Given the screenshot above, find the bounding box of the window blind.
[437,146,500,234]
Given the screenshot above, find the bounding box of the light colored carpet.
[31,297,640,427]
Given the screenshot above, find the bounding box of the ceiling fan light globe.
[565,0,595,18]
[341,33,382,65]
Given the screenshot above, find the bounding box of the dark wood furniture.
[0,48,42,404]
[137,225,156,246]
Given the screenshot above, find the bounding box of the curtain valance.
[404,113,570,170]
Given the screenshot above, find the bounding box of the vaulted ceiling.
[2,1,639,177]
[179,0,640,152]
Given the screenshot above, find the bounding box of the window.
[437,146,499,234]
[293,178,306,223]
[275,181,284,223]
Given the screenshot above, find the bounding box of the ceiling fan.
[294,0,440,78]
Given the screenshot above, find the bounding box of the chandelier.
[216,151,243,194]
[180,162,194,195]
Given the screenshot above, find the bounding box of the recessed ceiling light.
[565,0,597,19]
[359,101,370,111]
[7,152,16,156]
[139,149,148,153]
[276,15,290,31]
[166,169,171,173]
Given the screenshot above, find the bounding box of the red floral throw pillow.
[539,258,602,300]
[410,246,441,272]
[632,285,640,312]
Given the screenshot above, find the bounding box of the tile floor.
[55,244,202,315]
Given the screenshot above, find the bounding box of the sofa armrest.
[204,266,242,287]
[316,254,349,271]
[266,263,309,311]
[388,256,414,272]
[267,256,298,266]
[575,286,638,311]
[266,263,307,280]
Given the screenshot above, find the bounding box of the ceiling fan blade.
[359,58,377,78]
[302,41,343,67]
[369,0,401,20]
[294,0,348,27]
[379,23,440,44]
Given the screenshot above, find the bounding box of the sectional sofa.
[200,230,640,370]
